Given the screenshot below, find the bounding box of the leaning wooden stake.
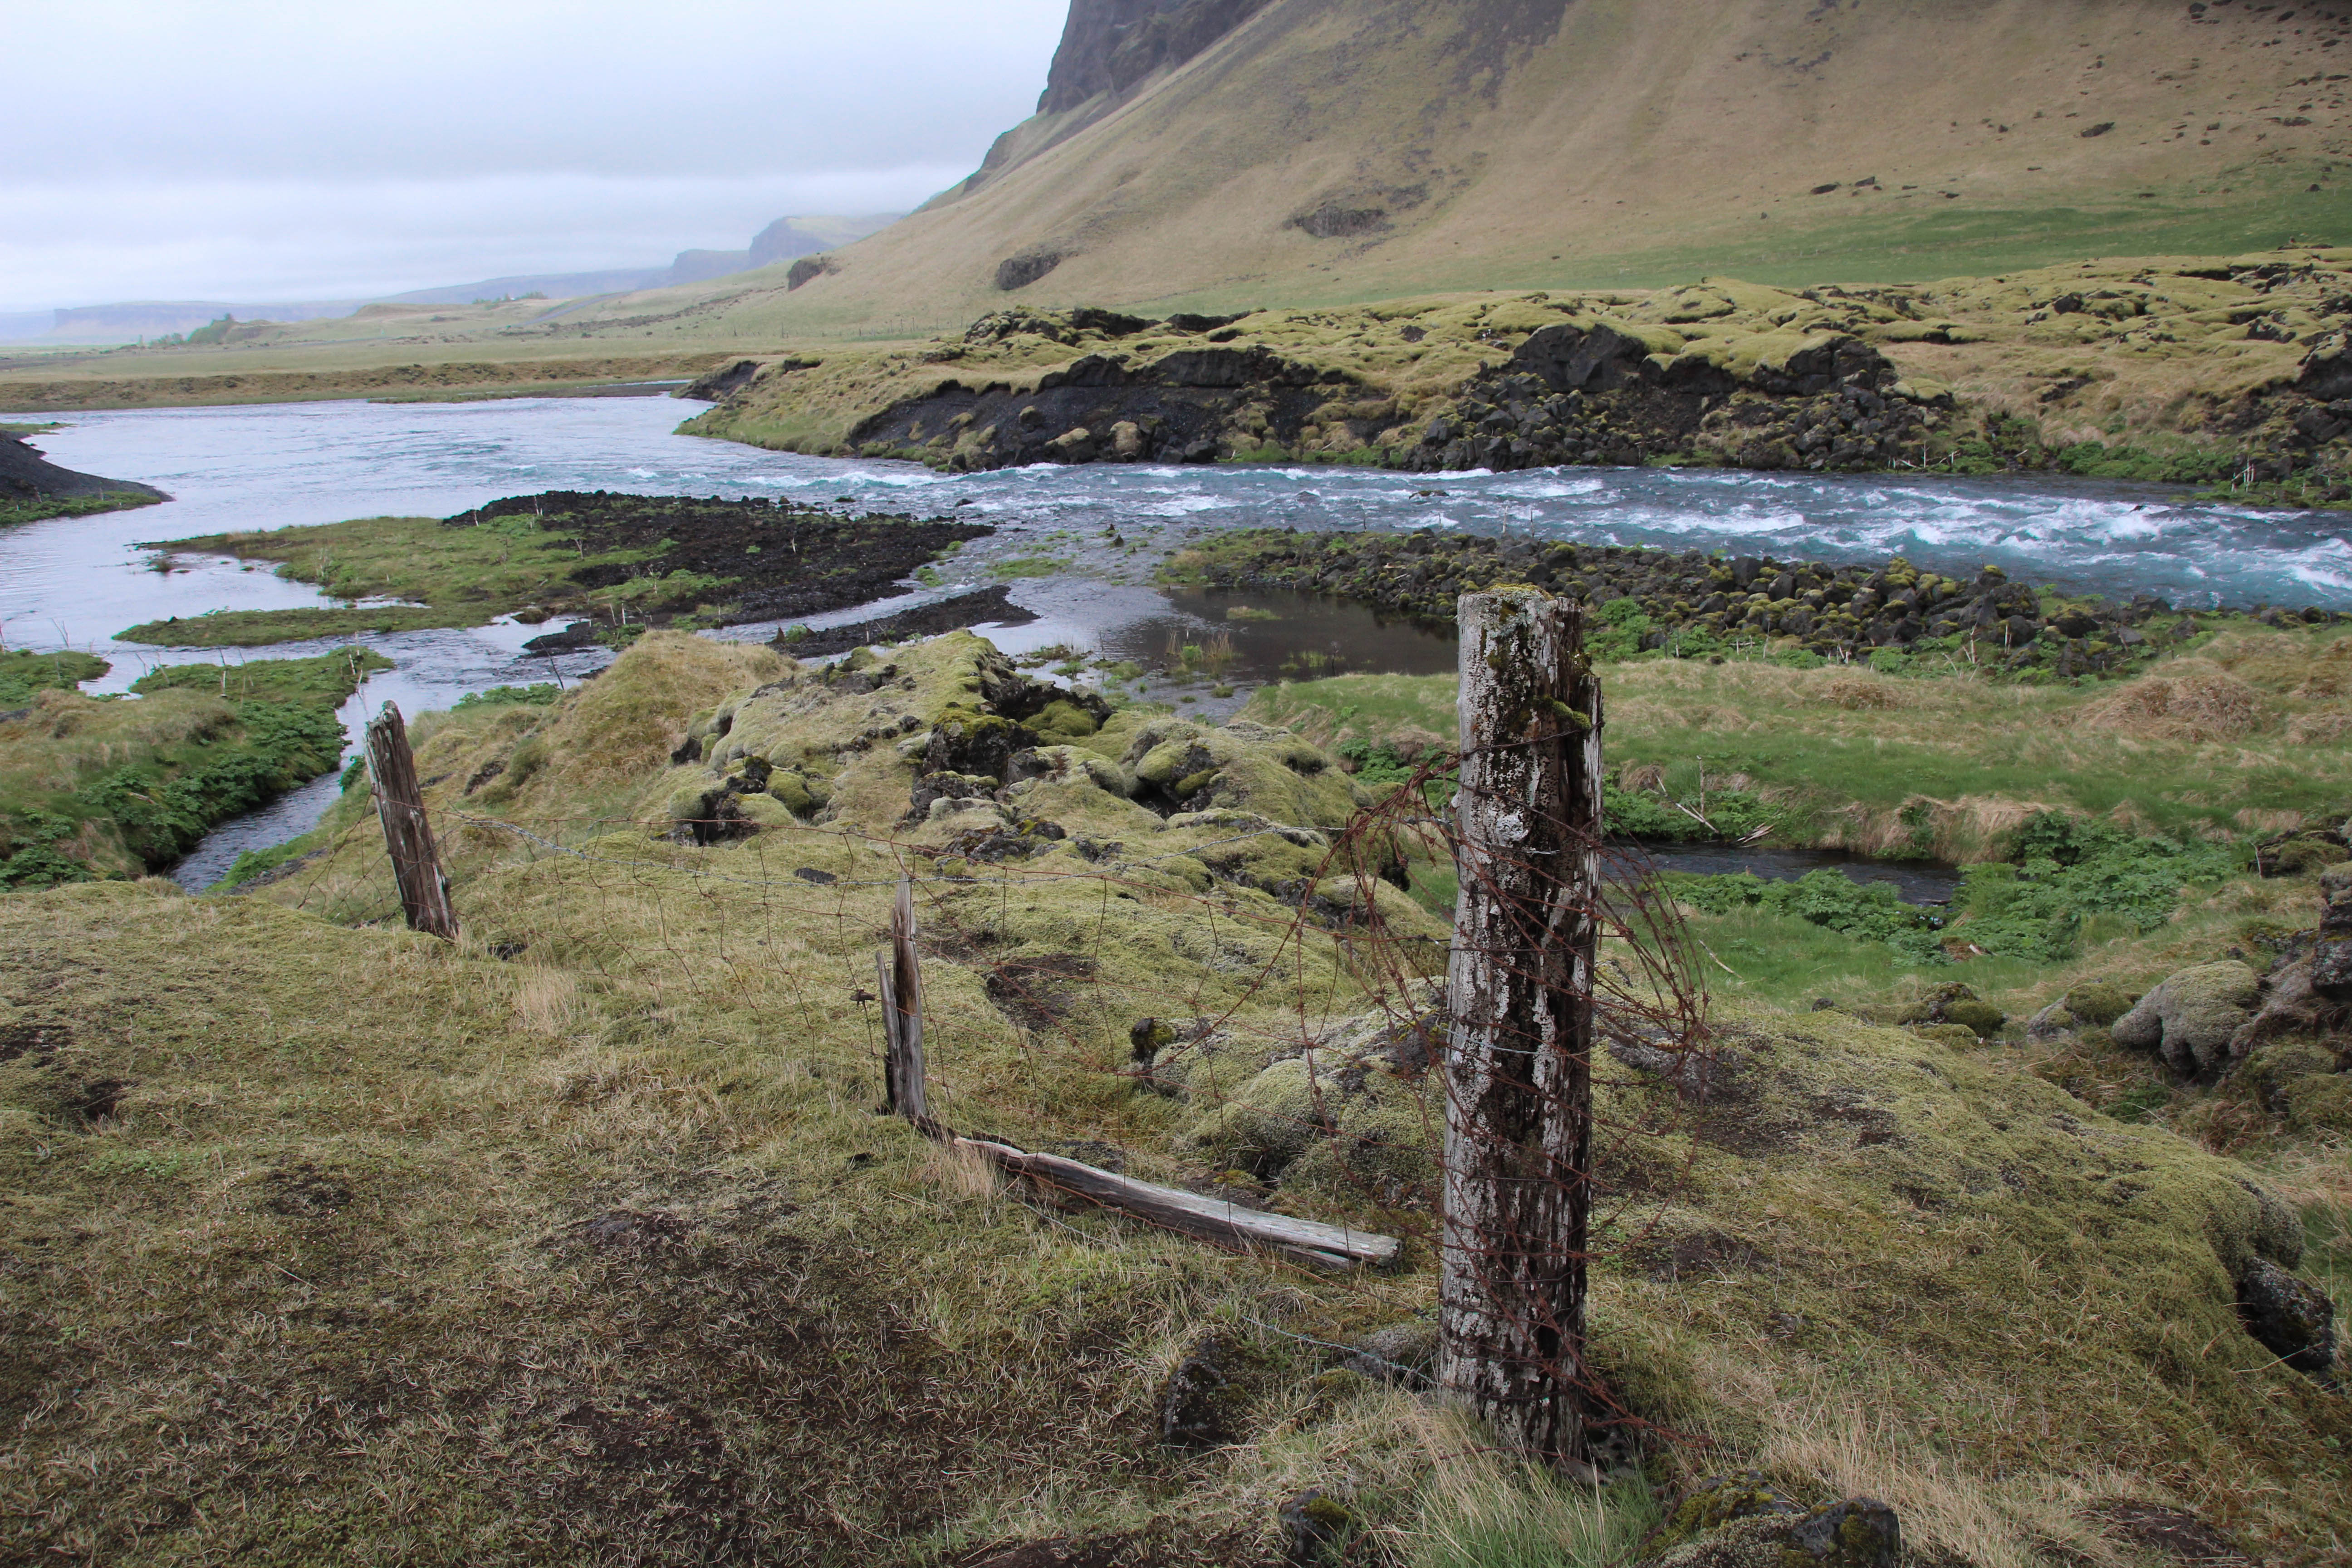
[363,702,458,941]
[956,1136,1401,1270]
[877,876,928,1121]
[1441,588,1602,1462]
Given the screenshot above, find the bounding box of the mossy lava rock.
[1652,1484,1901,1568]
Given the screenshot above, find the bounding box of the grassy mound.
[0,648,108,708]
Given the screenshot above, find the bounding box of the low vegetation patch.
[0,649,387,888]
[136,492,990,645]
[116,604,472,647]
[0,648,108,708]
[0,490,164,529]
[1250,621,2352,856]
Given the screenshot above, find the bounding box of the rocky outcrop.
[1409,323,1946,474]
[777,585,1036,658]
[846,320,1355,469]
[1037,0,1271,113]
[1651,1491,1903,1568]
[2236,1257,2340,1379]
[2317,862,2352,1000]
[2112,961,2263,1077]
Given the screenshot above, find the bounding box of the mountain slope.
[667,0,2352,336]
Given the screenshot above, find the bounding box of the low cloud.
[0,0,1065,308]
[0,169,973,308]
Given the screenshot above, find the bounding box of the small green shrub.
[452,684,561,711]
[1665,868,1950,965]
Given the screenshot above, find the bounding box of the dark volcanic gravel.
[1,433,166,504]
[782,585,1038,656]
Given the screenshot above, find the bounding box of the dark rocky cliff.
[1037,0,1271,113]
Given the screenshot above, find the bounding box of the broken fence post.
[877,875,928,1122]
[363,702,459,941]
[1441,587,1602,1463]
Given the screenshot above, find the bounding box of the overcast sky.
[0,0,1070,310]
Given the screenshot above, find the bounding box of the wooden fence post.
[877,876,928,1122]
[363,702,459,941]
[1440,587,1603,1462]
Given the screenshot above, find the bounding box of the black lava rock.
[2237,1257,2340,1378]
[1159,1338,1246,1448]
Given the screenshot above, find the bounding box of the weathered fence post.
[877,876,928,1122]
[1441,587,1603,1462]
[364,702,459,941]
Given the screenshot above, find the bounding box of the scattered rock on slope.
[2112,961,2262,1077]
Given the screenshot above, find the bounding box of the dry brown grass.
[2079,661,2264,744]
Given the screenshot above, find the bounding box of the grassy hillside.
[642,0,2352,336]
[7,0,2347,425]
[5,628,2346,1565]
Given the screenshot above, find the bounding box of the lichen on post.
[1440,586,1602,1462]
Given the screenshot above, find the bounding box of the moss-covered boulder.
[2112,961,2262,1076]
[1651,1494,1901,1568]
[1941,999,2006,1039]
[2063,981,2135,1026]
[1122,717,1359,826]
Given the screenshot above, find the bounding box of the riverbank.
[0,647,388,888]
[0,352,733,413]
[1170,528,2352,679]
[1241,615,2352,862]
[684,252,2352,510]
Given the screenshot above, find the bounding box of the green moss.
[0,648,108,707]
[0,490,162,530]
[2063,982,2134,1026]
[1943,999,2008,1039]
[130,649,393,708]
[116,606,469,647]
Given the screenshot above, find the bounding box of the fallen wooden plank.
[955,1136,1402,1270]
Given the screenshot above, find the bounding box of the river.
[5,392,2346,889]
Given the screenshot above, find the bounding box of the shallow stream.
[5,394,2346,889]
